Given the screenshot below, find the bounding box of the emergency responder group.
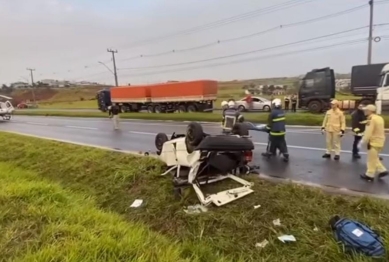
[222,97,387,182]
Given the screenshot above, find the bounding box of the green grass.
[14,110,389,127]
[1,132,389,261]
[0,163,211,262]
[38,100,97,109]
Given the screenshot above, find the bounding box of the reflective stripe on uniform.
[270,131,285,136]
[353,128,360,132]
[273,117,285,122]
[360,120,368,124]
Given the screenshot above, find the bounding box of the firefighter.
[291,94,297,112]
[321,99,345,160]
[284,95,290,111]
[262,98,289,162]
[358,104,388,181]
[109,103,121,130]
[222,100,244,133]
[221,100,228,111]
[351,103,368,159]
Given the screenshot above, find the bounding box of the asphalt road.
[1,115,389,197]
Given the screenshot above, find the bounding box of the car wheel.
[232,123,249,136]
[263,105,270,112]
[238,105,246,112]
[155,133,168,151]
[186,122,204,147]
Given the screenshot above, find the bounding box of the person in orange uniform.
[321,99,346,160]
[358,104,388,181]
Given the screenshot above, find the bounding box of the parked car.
[17,102,38,109]
[235,96,271,112]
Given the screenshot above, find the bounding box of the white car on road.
[235,96,272,112]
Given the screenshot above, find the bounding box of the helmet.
[228,100,236,108]
[272,98,282,107]
[221,101,228,107]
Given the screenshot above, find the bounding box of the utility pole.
[367,0,374,64]
[107,49,119,86]
[26,68,36,103]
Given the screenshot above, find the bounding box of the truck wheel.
[155,105,162,113]
[147,105,155,113]
[187,104,197,112]
[178,105,187,113]
[308,101,322,114]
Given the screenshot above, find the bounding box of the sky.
[0,0,388,86]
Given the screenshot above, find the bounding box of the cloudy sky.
[0,0,388,86]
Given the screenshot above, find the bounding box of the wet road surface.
[1,115,389,197]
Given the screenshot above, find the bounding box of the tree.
[268,85,275,94]
[1,84,8,89]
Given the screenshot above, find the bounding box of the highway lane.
[1,115,389,197]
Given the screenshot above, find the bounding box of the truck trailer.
[97,80,218,113]
[298,63,389,113]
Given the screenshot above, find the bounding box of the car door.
[252,98,262,110]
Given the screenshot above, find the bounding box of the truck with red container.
[96,80,218,113]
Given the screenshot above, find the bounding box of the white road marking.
[25,122,49,126]
[65,125,98,130]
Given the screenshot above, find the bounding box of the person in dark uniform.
[284,95,290,111]
[222,100,244,134]
[262,98,289,162]
[291,94,297,112]
[351,103,368,159]
[109,103,121,130]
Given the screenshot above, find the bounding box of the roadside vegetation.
[1,132,389,261]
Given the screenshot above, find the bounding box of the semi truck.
[298,63,389,113]
[97,80,218,113]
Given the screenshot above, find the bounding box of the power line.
[118,2,376,62]
[118,24,389,71]
[121,37,388,78]
[122,0,316,48]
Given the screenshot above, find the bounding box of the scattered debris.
[184,204,208,214]
[130,199,143,208]
[255,239,269,248]
[278,235,296,243]
[272,219,281,226]
[254,204,261,209]
[313,226,319,232]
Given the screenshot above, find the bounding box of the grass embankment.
[1,132,389,261]
[14,110,389,127]
[0,163,203,262]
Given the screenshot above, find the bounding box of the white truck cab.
[375,64,389,114]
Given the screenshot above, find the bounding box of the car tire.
[231,123,249,136]
[263,105,270,112]
[185,122,204,153]
[238,105,246,112]
[155,133,168,151]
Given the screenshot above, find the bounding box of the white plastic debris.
[278,235,296,243]
[254,205,261,209]
[184,204,208,214]
[313,226,319,232]
[255,239,269,248]
[130,199,143,208]
[272,218,281,226]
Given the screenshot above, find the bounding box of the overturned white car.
[0,95,14,121]
[155,122,256,207]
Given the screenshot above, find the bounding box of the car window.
[253,98,261,102]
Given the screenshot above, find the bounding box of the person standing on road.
[358,104,388,181]
[262,98,289,162]
[321,99,345,160]
[284,95,290,111]
[351,103,368,159]
[222,100,244,134]
[291,94,297,112]
[109,103,121,130]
